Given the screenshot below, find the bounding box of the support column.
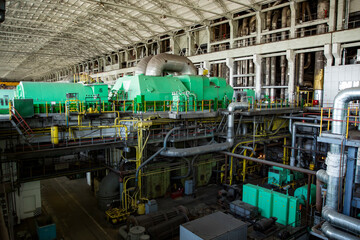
[324,44,333,67]
[253,54,262,100]
[328,0,336,32]
[226,57,234,87]
[337,0,345,30]
[287,49,295,103]
[332,43,342,66]
[344,147,356,216]
[169,35,175,54]
[256,11,262,44]
[289,1,296,39]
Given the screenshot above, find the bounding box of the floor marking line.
[54,179,113,240]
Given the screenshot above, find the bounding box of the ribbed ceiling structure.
[0,0,267,81]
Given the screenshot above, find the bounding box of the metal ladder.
[10,106,34,149]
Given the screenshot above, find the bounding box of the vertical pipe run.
[314,0,329,106]
[265,58,271,98]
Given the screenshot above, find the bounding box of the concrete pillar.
[289,1,296,39]
[169,35,175,54]
[332,43,342,66]
[328,0,337,32]
[286,49,295,103]
[226,57,234,87]
[324,44,333,67]
[337,0,345,30]
[253,54,262,99]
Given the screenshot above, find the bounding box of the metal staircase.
[9,106,34,149]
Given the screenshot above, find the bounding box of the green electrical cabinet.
[288,196,300,227]
[272,192,289,225]
[242,184,300,227]
[242,184,259,207]
[258,188,273,218]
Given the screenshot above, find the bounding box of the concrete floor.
[41,177,118,240]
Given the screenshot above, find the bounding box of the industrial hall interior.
[1,0,360,239]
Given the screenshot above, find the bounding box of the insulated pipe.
[290,122,323,166]
[270,57,276,101]
[355,148,360,184]
[135,127,181,182]
[135,55,153,75]
[145,53,196,76]
[319,87,360,239]
[249,16,256,33]
[323,207,360,235]
[299,53,305,87]
[249,59,254,86]
[265,58,271,97]
[314,0,329,105]
[161,102,248,157]
[321,222,360,240]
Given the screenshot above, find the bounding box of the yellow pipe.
[320,108,323,136]
[46,102,48,117]
[132,101,134,113]
[185,100,187,113]
[327,109,330,131]
[202,100,204,112]
[283,137,287,165]
[209,100,211,112]
[229,135,288,185]
[242,150,247,182]
[163,101,165,112]
[8,101,11,120]
[356,107,358,127]
[144,101,146,113]
[59,102,61,114]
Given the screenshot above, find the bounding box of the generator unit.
[267,166,294,187]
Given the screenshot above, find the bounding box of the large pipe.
[135,55,154,75]
[221,151,316,175]
[314,0,329,105]
[280,7,289,99]
[321,222,360,240]
[135,127,181,181]
[97,172,120,211]
[145,53,196,76]
[161,102,248,157]
[323,207,360,235]
[249,59,254,86]
[319,87,360,238]
[355,148,360,184]
[270,57,276,101]
[265,58,271,97]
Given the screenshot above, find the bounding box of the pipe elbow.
[316,169,329,183]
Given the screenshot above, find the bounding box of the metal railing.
[319,105,360,139]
